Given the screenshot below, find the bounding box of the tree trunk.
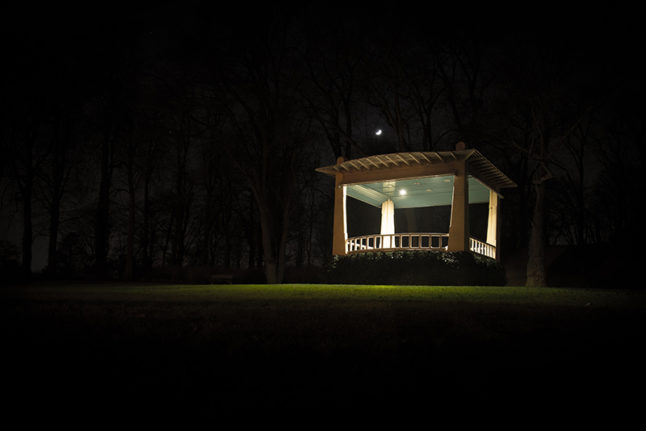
[94,134,112,278]
[255,196,290,284]
[526,180,546,287]
[46,113,68,276]
[21,181,32,279]
[258,205,279,283]
[141,172,151,273]
[276,203,290,283]
[247,196,256,269]
[47,195,60,275]
[125,165,136,280]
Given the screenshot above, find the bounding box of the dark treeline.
[1,4,644,286]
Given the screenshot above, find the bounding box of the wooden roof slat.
[374,155,388,167]
[316,150,517,190]
[349,160,362,170]
[357,159,371,169]
[384,155,398,166]
[366,157,381,169]
[396,154,410,165]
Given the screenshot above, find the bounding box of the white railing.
[345,233,496,259]
[469,237,496,259]
[346,233,449,253]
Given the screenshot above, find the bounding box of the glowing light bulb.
[399,189,407,196]
[375,129,382,136]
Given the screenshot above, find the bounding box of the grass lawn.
[2,283,645,414]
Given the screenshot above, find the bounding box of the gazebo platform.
[316,143,516,261]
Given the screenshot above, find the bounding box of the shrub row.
[326,251,506,285]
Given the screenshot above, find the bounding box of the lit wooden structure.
[316,144,516,260]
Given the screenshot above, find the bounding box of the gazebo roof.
[315,149,517,192]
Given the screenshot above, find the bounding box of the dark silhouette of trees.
[1,5,642,286]
[1,43,52,278]
[367,37,448,151]
[213,14,313,283]
[301,19,364,160]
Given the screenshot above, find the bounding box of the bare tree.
[300,22,364,160]
[496,37,595,287]
[367,41,446,152]
[37,106,76,275]
[437,39,492,144]
[215,17,311,283]
[5,118,48,278]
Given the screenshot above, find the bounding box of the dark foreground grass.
[2,283,646,416]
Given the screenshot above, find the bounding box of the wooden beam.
[339,160,462,185]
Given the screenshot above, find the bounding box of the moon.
[375,129,382,136]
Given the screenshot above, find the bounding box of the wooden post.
[486,189,500,260]
[448,158,469,252]
[380,199,395,248]
[486,189,498,246]
[332,157,347,256]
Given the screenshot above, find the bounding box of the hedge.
[326,250,506,285]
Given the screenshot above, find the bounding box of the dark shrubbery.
[547,243,643,289]
[0,240,22,285]
[326,251,506,285]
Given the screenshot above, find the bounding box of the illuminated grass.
[3,282,642,307]
[2,283,645,412]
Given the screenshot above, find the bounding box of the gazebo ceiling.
[346,175,490,209]
[315,150,517,192]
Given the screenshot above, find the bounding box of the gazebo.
[316,143,516,260]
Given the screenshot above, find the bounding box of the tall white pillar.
[380,199,395,248]
[486,189,498,247]
[448,160,469,252]
[332,158,348,255]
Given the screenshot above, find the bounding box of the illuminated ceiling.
[346,175,490,208]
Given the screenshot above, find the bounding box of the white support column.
[448,159,469,252]
[332,158,348,255]
[380,199,395,248]
[486,189,498,247]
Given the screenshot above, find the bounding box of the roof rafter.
[317,150,517,190]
